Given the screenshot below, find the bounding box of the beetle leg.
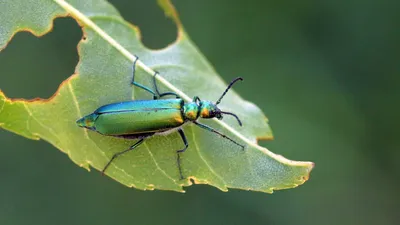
[159,92,180,98]
[176,128,189,179]
[193,96,201,105]
[193,121,245,150]
[132,82,157,99]
[101,138,145,175]
[131,56,158,99]
[153,71,180,99]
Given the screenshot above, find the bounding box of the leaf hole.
[0,17,82,99]
[109,0,177,50]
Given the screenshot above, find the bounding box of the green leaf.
[0,0,314,193]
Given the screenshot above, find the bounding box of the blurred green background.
[1,0,399,224]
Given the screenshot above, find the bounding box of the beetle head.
[198,77,244,126]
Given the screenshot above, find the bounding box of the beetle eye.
[212,110,220,118]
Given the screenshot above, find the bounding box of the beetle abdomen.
[77,99,186,136]
[93,108,184,135]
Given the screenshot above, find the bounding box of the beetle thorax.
[183,102,199,121]
[183,100,222,121]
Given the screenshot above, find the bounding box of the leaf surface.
[0,0,314,192]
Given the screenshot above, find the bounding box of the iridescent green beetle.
[76,57,244,179]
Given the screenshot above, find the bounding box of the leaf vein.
[23,104,62,144]
[23,104,32,133]
[0,99,5,115]
[190,126,227,185]
[144,142,177,184]
[67,82,89,139]
[88,137,145,187]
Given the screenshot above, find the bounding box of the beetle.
[76,56,244,179]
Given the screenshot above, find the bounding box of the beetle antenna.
[221,111,242,126]
[216,77,243,105]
